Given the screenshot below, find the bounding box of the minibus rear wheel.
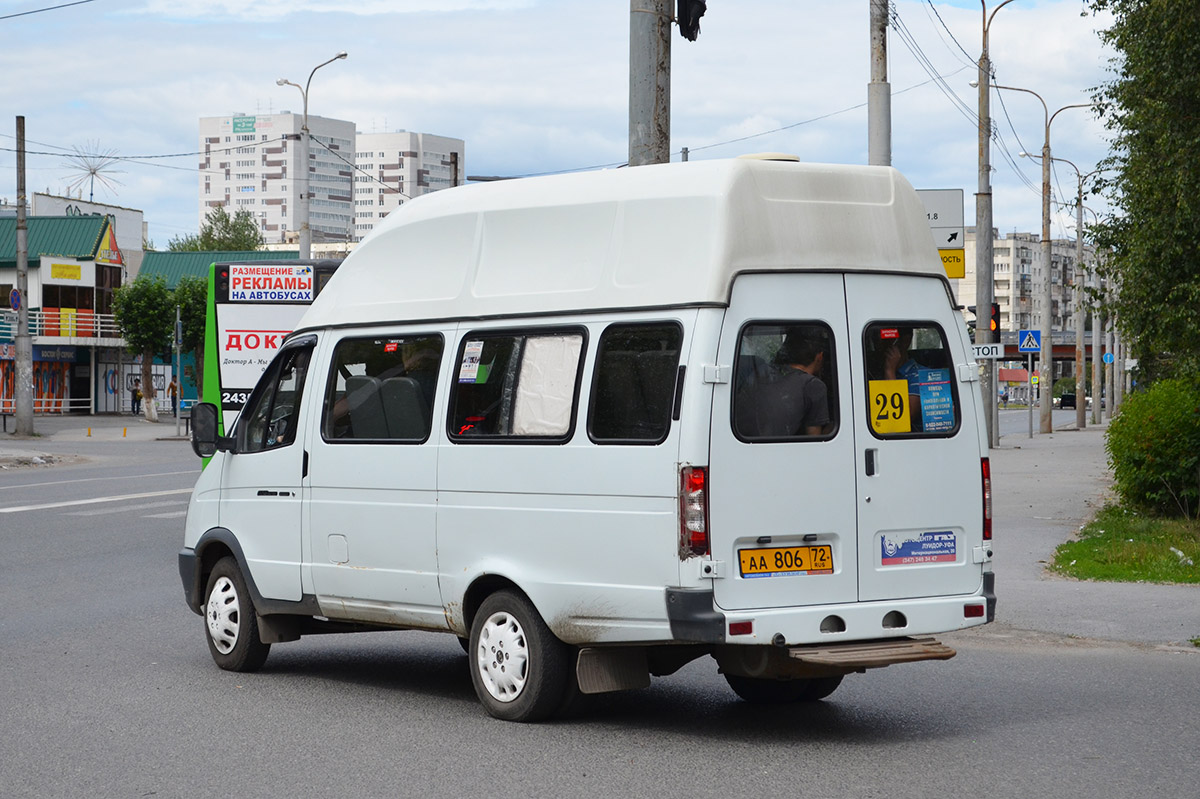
[724,674,843,704]
[468,590,570,722]
[203,556,270,672]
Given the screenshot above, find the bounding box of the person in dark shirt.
[739,334,830,437]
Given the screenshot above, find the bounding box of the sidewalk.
[0,412,189,468]
[991,419,1200,648]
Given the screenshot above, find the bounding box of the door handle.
[865,449,877,477]
[257,489,280,497]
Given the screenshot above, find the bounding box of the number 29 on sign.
[870,379,911,434]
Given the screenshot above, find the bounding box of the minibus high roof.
[298,157,944,331]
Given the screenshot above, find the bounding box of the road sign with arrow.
[916,189,965,279]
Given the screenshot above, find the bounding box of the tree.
[1090,1,1200,380]
[112,275,174,422]
[168,205,264,252]
[174,275,209,394]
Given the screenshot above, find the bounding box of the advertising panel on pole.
[916,189,966,279]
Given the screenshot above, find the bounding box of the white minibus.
[182,156,995,721]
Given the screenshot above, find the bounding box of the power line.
[0,0,96,22]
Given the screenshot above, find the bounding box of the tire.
[468,590,570,722]
[203,556,270,672]
[724,674,843,704]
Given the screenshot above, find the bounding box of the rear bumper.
[715,583,995,647]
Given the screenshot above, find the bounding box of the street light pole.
[997,84,1089,434]
[277,51,347,260]
[974,0,1018,449]
[1025,154,1103,431]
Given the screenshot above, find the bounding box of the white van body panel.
[436,310,697,643]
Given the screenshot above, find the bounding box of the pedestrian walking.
[168,376,180,416]
[131,378,142,415]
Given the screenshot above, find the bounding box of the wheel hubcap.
[476,611,529,703]
[206,576,241,655]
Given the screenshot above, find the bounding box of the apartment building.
[961,228,1093,335]
[198,113,356,245]
[352,131,465,240]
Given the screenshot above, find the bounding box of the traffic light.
[678,0,706,41]
[990,302,1001,334]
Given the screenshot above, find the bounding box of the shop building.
[0,215,129,413]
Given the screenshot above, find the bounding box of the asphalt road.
[1,417,1197,798]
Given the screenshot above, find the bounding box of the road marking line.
[64,500,188,516]
[0,488,193,514]
[144,511,188,519]
[0,469,199,492]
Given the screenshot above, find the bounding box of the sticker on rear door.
[881,531,956,566]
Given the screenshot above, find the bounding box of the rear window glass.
[322,334,443,442]
[589,322,683,444]
[449,329,585,441]
[863,322,960,437]
[732,322,837,441]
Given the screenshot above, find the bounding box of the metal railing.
[0,310,123,340]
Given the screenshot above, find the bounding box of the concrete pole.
[1104,314,1115,421]
[975,39,997,447]
[1074,183,1085,430]
[868,0,891,167]
[629,0,672,167]
[297,107,311,260]
[1113,329,1124,413]
[1038,137,1053,434]
[14,116,34,436]
[1090,271,1102,425]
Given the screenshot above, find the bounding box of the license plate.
[739,545,834,578]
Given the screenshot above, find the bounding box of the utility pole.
[14,116,33,436]
[629,0,672,166]
[1090,267,1102,425]
[868,0,891,166]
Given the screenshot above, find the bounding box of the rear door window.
[732,322,838,441]
[863,322,960,437]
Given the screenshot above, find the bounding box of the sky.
[0,0,1116,249]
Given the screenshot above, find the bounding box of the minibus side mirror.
[190,402,231,458]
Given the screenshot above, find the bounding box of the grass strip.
[1051,505,1200,585]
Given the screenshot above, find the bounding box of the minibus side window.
[322,334,444,443]
[863,322,961,438]
[588,322,683,444]
[240,346,312,453]
[449,329,585,441]
[732,322,838,442]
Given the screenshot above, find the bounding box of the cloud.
[0,1,1118,243]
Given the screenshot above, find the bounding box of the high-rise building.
[962,228,1091,336]
[198,113,356,245]
[352,131,465,240]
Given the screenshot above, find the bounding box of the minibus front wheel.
[203,557,271,673]
[468,590,571,722]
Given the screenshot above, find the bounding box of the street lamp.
[994,83,1090,434]
[277,51,348,259]
[1023,152,1103,431]
[974,0,1019,449]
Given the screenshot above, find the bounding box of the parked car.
[1060,393,1076,409]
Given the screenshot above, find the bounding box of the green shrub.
[1106,378,1200,518]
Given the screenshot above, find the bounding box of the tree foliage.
[174,274,209,389]
[1105,378,1200,519]
[1090,1,1200,379]
[112,275,175,421]
[168,205,264,252]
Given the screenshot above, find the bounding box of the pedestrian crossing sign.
[1018,329,1041,353]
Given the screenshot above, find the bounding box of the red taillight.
[964,604,985,618]
[680,465,709,557]
[981,457,993,541]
